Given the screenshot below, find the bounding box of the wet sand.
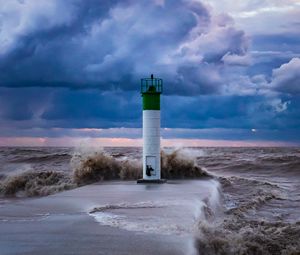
[0,180,217,255]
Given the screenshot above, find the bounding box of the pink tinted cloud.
[0,137,295,147]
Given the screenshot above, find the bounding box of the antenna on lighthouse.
[137,74,166,184]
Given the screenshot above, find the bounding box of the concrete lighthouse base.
[137,179,167,184]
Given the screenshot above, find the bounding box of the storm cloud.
[0,0,249,95]
[0,0,300,144]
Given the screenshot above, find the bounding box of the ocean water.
[0,146,299,255]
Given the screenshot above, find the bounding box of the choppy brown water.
[0,146,299,254]
[0,147,209,197]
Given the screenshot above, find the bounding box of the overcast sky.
[0,0,299,146]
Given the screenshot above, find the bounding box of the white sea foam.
[89,181,222,237]
[89,201,194,235]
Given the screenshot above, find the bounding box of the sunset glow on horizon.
[0,137,296,148]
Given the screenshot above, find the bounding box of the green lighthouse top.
[141,74,162,110]
[141,74,163,94]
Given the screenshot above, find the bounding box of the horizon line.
[0,137,298,147]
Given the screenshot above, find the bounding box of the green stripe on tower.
[142,93,160,110]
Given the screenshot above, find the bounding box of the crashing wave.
[196,217,300,255]
[72,149,210,185]
[0,148,210,197]
[0,171,74,197]
[194,175,300,255]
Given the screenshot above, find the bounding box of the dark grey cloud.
[0,0,249,95]
[161,128,300,142]
[0,86,299,142]
[0,0,300,143]
[162,94,297,130]
[0,87,51,121]
[41,89,141,128]
[0,87,297,128]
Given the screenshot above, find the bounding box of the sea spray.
[0,148,210,197]
[161,149,210,179]
[0,171,74,197]
[71,150,142,184]
[194,176,300,255]
[196,217,300,255]
[72,148,210,185]
[191,180,223,232]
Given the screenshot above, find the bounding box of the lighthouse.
[137,74,166,184]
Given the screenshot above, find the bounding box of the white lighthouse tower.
[138,74,166,183]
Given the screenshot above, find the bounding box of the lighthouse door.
[146,156,156,176]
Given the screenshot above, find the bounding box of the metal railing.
[141,77,163,94]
